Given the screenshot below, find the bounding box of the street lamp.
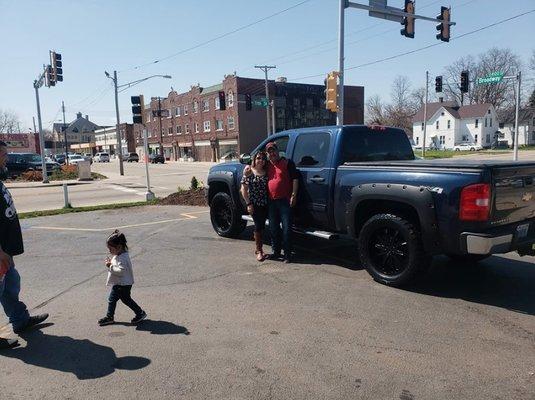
[105,71,172,175]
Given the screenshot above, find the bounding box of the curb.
[5,181,93,190]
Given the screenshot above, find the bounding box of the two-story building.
[412,101,499,149]
[499,107,535,147]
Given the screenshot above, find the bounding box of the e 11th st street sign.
[477,71,504,84]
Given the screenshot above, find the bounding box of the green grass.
[420,149,511,159]
[18,200,159,219]
[519,145,535,151]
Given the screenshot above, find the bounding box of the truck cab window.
[293,132,330,167]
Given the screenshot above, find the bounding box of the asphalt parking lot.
[1,205,534,399]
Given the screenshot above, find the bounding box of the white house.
[412,101,499,149]
[499,107,535,147]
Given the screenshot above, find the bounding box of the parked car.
[207,125,535,287]
[68,154,86,164]
[453,143,482,151]
[149,153,165,164]
[93,152,110,162]
[220,151,239,162]
[6,153,60,177]
[83,153,93,164]
[124,152,139,162]
[53,154,66,164]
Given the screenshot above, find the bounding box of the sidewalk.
[5,179,93,190]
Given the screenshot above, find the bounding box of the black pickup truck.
[206,125,535,286]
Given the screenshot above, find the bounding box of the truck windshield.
[340,126,415,163]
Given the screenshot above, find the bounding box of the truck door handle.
[310,176,325,183]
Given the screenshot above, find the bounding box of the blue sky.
[0,0,533,131]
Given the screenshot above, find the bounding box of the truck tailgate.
[493,164,535,226]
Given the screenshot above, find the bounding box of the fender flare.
[207,170,242,210]
[346,183,441,254]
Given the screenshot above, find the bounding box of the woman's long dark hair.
[252,151,268,169]
[107,229,128,250]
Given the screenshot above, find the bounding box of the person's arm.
[0,246,10,278]
[288,160,299,207]
[108,256,125,276]
[240,178,254,215]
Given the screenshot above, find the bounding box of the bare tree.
[385,75,418,131]
[530,49,535,72]
[365,94,387,125]
[443,48,522,112]
[0,109,21,133]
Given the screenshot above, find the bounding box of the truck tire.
[358,213,429,287]
[210,192,246,238]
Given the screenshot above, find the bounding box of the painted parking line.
[30,210,210,232]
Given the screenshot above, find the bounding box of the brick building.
[0,132,40,154]
[137,74,364,161]
[94,124,136,155]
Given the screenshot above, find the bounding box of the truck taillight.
[459,183,491,221]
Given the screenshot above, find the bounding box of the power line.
[120,0,313,73]
[290,8,535,82]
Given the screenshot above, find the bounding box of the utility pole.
[513,70,522,162]
[422,71,429,159]
[271,100,276,134]
[34,76,49,183]
[112,71,124,175]
[62,101,68,163]
[255,65,276,137]
[337,0,345,125]
[158,97,164,156]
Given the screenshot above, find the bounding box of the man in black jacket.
[0,141,48,349]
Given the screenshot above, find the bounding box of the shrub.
[20,170,42,181]
[190,176,199,190]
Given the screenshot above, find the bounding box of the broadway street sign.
[477,71,504,84]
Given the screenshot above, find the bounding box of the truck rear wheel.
[358,213,429,287]
[210,192,246,238]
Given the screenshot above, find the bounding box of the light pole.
[105,71,171,175]
[254,65,276,136]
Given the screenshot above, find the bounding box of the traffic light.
[460,71,469,93]
[218,91,226,110]
[400,0,415,38]
[325,71,339,113]
[245,94,252,111]
[45,65,55,87]
[435,76,443,93]
[50,51,63,82]
[436,6,451,42]
[131,95,145,124]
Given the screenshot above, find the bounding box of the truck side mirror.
[239,153,251,165]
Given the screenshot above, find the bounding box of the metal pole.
[62,101,68,164]
[337,0,345,125]
[143,128,155,201]
[422,71,429,159]
[34,82,49,183]
[271,100,276,134]
[113,70,124,175]
[158,97,164,156]
[513,71,521,161]
[255,65,276,137]
[63,183,70,208]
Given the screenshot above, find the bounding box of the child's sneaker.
[131,311,147,324]
[98,316,114,326]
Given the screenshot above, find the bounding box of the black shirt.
[0,181,24,256]
[241,172,268,207]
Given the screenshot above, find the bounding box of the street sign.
[477,71,504,84]
[253,98,269,107]
[368,0,404,23]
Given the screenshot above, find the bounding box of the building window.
[215,97,220,110]
[486,134,490,143]
[175,107,181,117]
[447,120,451,129]
[485,118,488,127]
[228,116,235,130]
[416,137,419,145]
[462,135,468,141]
[202,99,209,112]
[168,127,173,135]
[228,91,234,107]
[193,101,199,113]
[532,132,535,141]
[203,121,211,132]
[216,119,223,131]
[421,122,424,130]
[490,118,492,127]
[487,109,491,114]
[441,112,445,116]
[184,104,189,115]
[436,121,439,130]
[439,135,445,145]
[176,125,182,134]
[475,119,479,128]
[475,134,478,143]
[194,122,199,133]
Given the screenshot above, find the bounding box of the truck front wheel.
[210,192,246,238]
[358,213,429,287]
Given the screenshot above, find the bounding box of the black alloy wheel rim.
[368,227,409,276]
[213,200,232,231]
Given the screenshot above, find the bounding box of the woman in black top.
[241,151,269,261]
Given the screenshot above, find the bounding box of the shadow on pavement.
[238,226,535,316]
[115,320,190,335]
[1,324,151,380]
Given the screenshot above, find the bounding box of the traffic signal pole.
[513,71,521,162]
[33,78,49,183]
[112,71,124,176]
[254,65,276,137]
[337,0,345,125]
